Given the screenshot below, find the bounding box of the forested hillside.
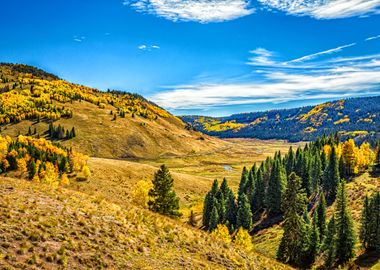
[0,63,226,158]
[201,134,380,269]
[182,97,380,142]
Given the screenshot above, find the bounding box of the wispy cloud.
[73,36,86,42]
[138,44,160,51]
[150,45,380,111]
[124,0,254,23]
[366,34,380,41]
[258,0,380,19]
[289,43,356,63]
[248,48,276,66]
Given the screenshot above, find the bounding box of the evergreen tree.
[148,165,181,217]
[335,181,356,264]
[323,216,336,268]
[311,153,323,194]
[307,213,320,266]
[324,147,340,200]
[236,193,252,230]
[225,190,237,232]
[370,192,380,251]
[277,172,309,267]
[202,179,219,229]
[209,203,219,232]
[266,159,287,216]
[285,146,295,175]
[238,167,249,197]
[252,168,265,212]
[70,127,76,138]
[316,192,327,239]
[363,192,380,251]
[360,195,371,249]
[28,160,36,179]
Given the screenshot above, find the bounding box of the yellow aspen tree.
[233,228,253,251]
[210,224,231,244]
[342,139,359,175]
[60,173,70,186]
[131,180,153,208]
[358,142,374,172]
[82,165,91,179]
[41,162,59,186]
[17,158,28,175]
[323,144,332,158]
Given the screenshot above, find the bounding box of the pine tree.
[316,192,327,239]
[209,203,219,232]
[28,160,36,179]
[324,146,340,200]
[202,179,219,229]
[311,153,323,194]
[335,181,356,264]
[323,216,336,268]
[252,168,265,212]
[148,165,181,217]
[236,193,252,230]
[225,190,237,232]
[285,146,295,175]
[367,192,380,251]
[277,172,309,267]
[307,213,320,266]
[266,159,287,216]
[360,195,371,249]
[238,167,249,197]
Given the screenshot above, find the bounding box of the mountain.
[182,96,380,142]
[0,63,226,159]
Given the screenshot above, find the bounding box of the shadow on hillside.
[354,250,380,268]
[251,213,283,234]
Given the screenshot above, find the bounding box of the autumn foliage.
[0,135,88,187]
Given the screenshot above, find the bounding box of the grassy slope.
[0,177,293,270]
[252,172,380,269]
[1,100,227,159]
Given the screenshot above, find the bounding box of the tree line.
[202,133,380,268]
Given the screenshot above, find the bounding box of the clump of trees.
[360,192,380,252]
[202,134,377,268]
[0,135,89,187]
[48,123,76,140]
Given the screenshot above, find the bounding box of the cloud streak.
[289,43,356,63]
[258,0,380,19]
[124,0,254,23]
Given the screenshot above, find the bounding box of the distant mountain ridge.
[182,96,380,142]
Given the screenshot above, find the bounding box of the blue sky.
[1,0,380,116]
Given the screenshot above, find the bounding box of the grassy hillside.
[182,96,380,142]
[0,177,294,270]
[0,63,226,159]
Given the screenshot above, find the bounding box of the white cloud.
[73,36,86,42]
[366,34,380,41]
[138,44,160,50]
[248,48,276,66]
[124,0,254,23]
[258,0,380,19]
[289,43,356,63]
[150,52,380,110]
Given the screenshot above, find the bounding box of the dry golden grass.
[0,100,227,159]
[0,177,294,270]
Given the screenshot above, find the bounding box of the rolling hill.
[0,176,293,270]
[182,96,380,142]
[0,63,226,159]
